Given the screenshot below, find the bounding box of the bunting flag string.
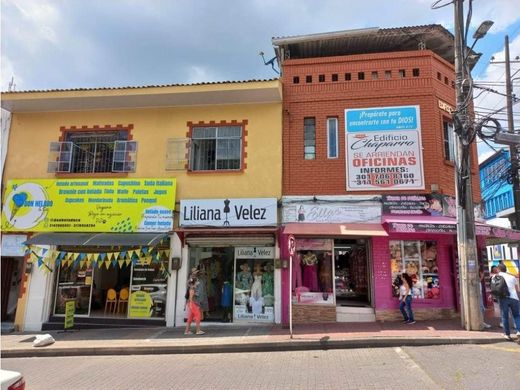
[27,244,169,271]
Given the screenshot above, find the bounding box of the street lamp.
[473,20,494,40]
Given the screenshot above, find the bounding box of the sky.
[1,0,519,159]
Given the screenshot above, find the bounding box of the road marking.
[479,344,520,353]
[394,347,441,389]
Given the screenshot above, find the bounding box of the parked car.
[0,369,25,390]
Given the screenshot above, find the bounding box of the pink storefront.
[279,194,520,324]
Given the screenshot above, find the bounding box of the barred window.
[48,130,136,173]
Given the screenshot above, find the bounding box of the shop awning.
[283,223,388,236]
[24,232,169,247]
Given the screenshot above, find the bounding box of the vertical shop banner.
[1,178,176,232]
[64,300,75,329]
[345,106,424,191]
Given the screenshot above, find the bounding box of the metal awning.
[283,223,388,236]
[24,232,169,247]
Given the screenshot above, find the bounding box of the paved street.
[3,343,519,389]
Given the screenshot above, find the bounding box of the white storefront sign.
[345,105,425,191]
[180,198,277,227]
[235,247,275,259]
[1,234,27,257]
[282,202,381,223]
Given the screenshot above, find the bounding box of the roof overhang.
[1,80,282,113]
[272,24,479,69]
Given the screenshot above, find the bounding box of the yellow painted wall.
[3,102,282,201]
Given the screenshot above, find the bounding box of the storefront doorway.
[188,246,235,322]
[1,257,24,324]
[53,245,169,321]
[334,239,370,307]
[187,245,276,323]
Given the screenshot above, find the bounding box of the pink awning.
[283,223,388,236]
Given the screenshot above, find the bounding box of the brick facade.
[281,50,481,202]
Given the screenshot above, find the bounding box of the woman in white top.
[398,273,415,324]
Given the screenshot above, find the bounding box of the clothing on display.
[249,296,264,315]
[251,274,263,298]
[302,251,319,291]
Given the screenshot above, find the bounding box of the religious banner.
[345,105,424,191]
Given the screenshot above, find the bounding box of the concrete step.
[336,306,376,322]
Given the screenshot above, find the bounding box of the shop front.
[1,234,27,329]
[280,196,386,323]
[1,178,176,330]
[377,194,520,321]
[174,198,280,325]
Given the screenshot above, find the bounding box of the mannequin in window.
[302,251,319,291]
[319,252,332,292]
[235,262,253,306]
[262,262,275,306]
[251,263,263,299]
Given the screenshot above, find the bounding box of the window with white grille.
[48,130,137,173]
[189,126,242,171]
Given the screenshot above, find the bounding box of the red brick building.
[274,25,489,324]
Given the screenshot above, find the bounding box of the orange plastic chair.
[104,288,117,315]
[116,288,129,315]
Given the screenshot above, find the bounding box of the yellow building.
[1,80,283,330]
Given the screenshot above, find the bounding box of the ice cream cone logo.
[11,192,28,220]
[2,182,49,230]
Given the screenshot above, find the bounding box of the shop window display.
[54,266,93,316]
[390,240,440,299]
[129,259,168,318]
[234,258,275,321]
[292,239,334,304]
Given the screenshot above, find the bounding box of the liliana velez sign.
[180,198,277,227]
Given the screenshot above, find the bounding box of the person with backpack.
[491,263,520,341]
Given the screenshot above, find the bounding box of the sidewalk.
[2,318,517,358]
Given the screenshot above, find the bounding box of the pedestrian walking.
[399,273,415,324]
[492,263,520,341]
[479,263,491,329]
[184,269,205,335]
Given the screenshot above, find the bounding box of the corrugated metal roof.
[2,78,279,95]
[272,24,479,68]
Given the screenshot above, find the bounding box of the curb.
[1,337,508,358]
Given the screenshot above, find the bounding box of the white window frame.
[189,126,243,171]
[443,121,455,162]
[327,117,339,159]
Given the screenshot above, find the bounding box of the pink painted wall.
[373,234,458,311]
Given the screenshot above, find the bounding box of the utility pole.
[453,0,482,331]
[504,35,520,230]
